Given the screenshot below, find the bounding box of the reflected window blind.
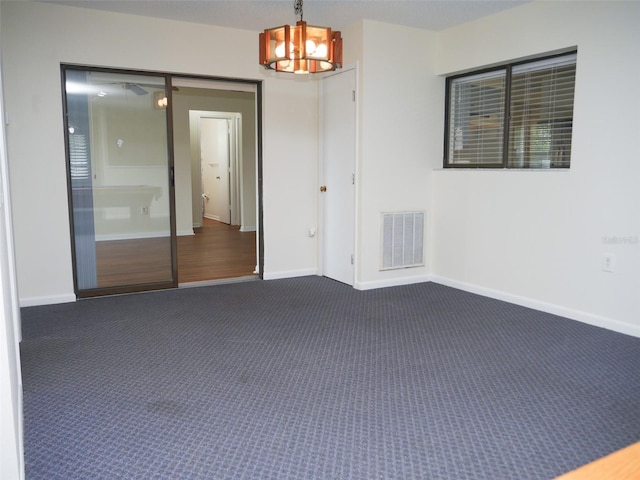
[508,54,576,168]
[448,69,506,165]
[69,133,90,183]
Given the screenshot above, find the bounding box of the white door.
[320,69,356,286]
[200,117,230,224]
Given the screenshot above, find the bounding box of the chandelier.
[259,0,343,74]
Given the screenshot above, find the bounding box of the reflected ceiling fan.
[124,82,149,95]
[118,82,180,95]
[86,72,178,97]
[90,81,166,96]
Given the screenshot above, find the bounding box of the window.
[444,52,577,168]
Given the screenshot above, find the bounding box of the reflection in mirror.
[64,67,174,293]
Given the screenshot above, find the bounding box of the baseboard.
[96,232,170,242]
[177,229,195,236]
[354,274,432,291]
[430,275,640,338]
[240,225,256,233]
[20,293,76,308]
[263,268,318,281]
[179,276,259,288]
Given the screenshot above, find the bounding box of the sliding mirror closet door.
[63,67,176,296]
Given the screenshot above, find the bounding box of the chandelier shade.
[259,1,342,74]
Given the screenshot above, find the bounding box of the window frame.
[443,50,577,169]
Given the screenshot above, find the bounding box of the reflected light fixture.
[153,90,168,109]
[259,0,342,74]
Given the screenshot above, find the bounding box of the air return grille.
[381,212,425,270]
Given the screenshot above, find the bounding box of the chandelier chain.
[294,0,303,21]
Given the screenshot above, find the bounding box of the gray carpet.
[20,277,640,479]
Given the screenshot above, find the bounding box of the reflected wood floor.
[177,218,256,283]
[95,219,256,288]
[96,237,173,288]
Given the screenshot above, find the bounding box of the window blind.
[444,51,577,169]
[447,69,506,165]
[508,54,576,168]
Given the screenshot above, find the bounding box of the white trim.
[179,276,258,288]
[95,232,170,242]
[0,52,25,480]
[97,229,194,239]
[20,293,76,308]
[263,268,318,281]
[172,77,257,93]
[354,274,432,291]
[430,275,640,338]
[240,225,256,233]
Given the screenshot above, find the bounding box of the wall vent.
[381,211,425,270]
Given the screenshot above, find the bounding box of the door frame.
[62,66,264,297]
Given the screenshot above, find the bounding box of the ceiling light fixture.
[259,0,343,74]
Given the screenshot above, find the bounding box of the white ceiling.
[41,0,531,33]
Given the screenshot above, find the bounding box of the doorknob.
[320,186,327,192]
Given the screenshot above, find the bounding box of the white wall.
[260,75,320,278]
[0,1,319,304]
[352,21,442,289]
[432,1,640,335]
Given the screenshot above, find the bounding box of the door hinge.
[351,173,355,185]
[352,90,356,102]
[350,254,354,265]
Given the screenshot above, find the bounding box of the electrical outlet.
[602,252,616,272]
[140,206,149,216]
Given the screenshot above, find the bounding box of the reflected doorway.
[200,117,232,225]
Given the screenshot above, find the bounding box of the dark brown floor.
[95,218,256,288]
[177,218,256,283]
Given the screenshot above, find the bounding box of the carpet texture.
[20,277,640,479]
